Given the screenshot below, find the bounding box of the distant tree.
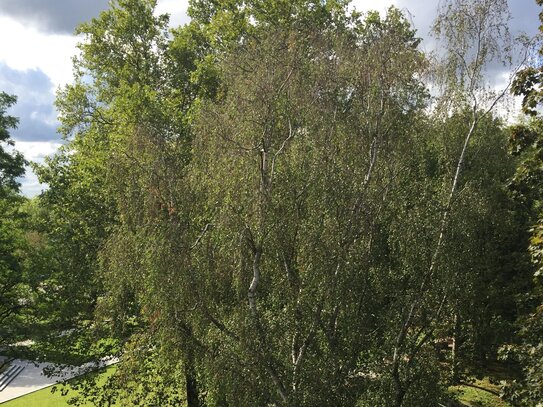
[512,0,543,116]
[0,195,27,347]
[496,1,543,404]
[500,118,543,406]
[0,92,25,194]
[0,91,27,349]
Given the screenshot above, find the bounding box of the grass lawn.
[1,366,116,407]
[449,377,512,407]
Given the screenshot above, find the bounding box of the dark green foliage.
[499,1,543,399]
[25,0,541,406]
[0,92,25,194]
[498,119,543,406]
[0,194,26,344]
[0,92,28,348]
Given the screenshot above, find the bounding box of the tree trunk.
[394,385,405,407]
[451,312,461,383]
[185,358,200,407]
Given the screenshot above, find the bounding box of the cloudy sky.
[0,0,539,197]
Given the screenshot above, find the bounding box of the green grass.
[1,366,116,406]
[2,386,88,407]
[3,364,514,407]
[449,377,512,407]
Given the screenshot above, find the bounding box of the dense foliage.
[1,0,542,406]
[0,92,28,348]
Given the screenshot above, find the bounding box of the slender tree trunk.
[394,379,405,407]
[185,357,200,407]
[451,312,461,383]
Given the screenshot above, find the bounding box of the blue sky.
[0,0,540,196]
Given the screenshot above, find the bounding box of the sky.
[0,0,540,197]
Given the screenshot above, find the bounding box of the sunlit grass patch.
[2,366,116,407]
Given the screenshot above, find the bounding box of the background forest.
[0,0,542,406]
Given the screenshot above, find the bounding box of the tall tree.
[0,92,27,349]
[494,1,543,404]
[182,7,432,406]
[40,0,210,404]
[37,0,536,406]
[382,0,530,403]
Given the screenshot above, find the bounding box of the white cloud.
[9,141,63,197]
[0,16,78,90]
[19,169,46,197]
[13,140,63,163]
[156,0,190,27]
[0,0,190,92]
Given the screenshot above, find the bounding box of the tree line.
[0,0,542,406]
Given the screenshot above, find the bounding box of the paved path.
[0,357,117,403]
